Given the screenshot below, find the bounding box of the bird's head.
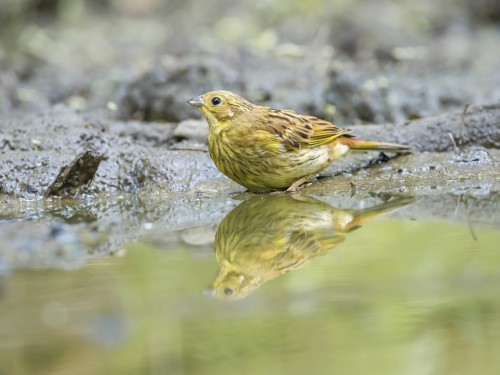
[206,269,262,301]
[187,90,254,129]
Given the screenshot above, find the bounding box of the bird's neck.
[207,110,251,136]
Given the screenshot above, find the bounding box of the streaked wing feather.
[263,108,351,151]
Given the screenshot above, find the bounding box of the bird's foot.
[286,176,310,192]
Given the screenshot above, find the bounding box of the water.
[0,193,499,375]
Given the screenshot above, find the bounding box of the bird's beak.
[202,288,216,297]
[187,95,204,108]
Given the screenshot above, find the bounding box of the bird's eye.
[211,96,222,106]
[223,287,233,296]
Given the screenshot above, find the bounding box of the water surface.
[0,193,499,375]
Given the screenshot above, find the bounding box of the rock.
[348,102,500,152]
[44,150,104,197]
[180,226,216,246]
[116,59,242,122]
[173,119,208,142]
[116,52,329,123]
[324,64,500,125]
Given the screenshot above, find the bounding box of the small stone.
[173,119,208,142]
[44,151,104,197]
[107,101,118,111]
[180,227,215,246]
[67,95,88,112]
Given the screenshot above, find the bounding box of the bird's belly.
[210,138,333,191]
[261,148,332,186]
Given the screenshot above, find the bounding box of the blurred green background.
[3,0,499,68]
[1,0,499,122]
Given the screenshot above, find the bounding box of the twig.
[168,148,208,152]
[350,181,357,197]
[389,169,401,183]
[460,103,470,143]
[463,197,478,242]
[448,132,458,154]
[453,194,462,218]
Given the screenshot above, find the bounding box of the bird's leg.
[286,176,310,192]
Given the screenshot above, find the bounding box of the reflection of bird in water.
[207,194,413,300]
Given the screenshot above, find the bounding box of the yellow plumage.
[188,90,409,192]
[207,194,414,300]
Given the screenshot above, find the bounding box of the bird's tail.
[340,138,410,153]
[336,196,416,232]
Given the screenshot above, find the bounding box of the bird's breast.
[208,129,334,191]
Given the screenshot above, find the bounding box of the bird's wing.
[262,108,352,151]
[270,229,346,275]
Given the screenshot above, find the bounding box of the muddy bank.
[1,102,499,197]
[1,0,499,199]
[116,56,500,126]
[348,103,500,151]
[0,105,232,197]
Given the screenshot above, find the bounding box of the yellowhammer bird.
[188,90,409,192]
[206,194,414,300]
